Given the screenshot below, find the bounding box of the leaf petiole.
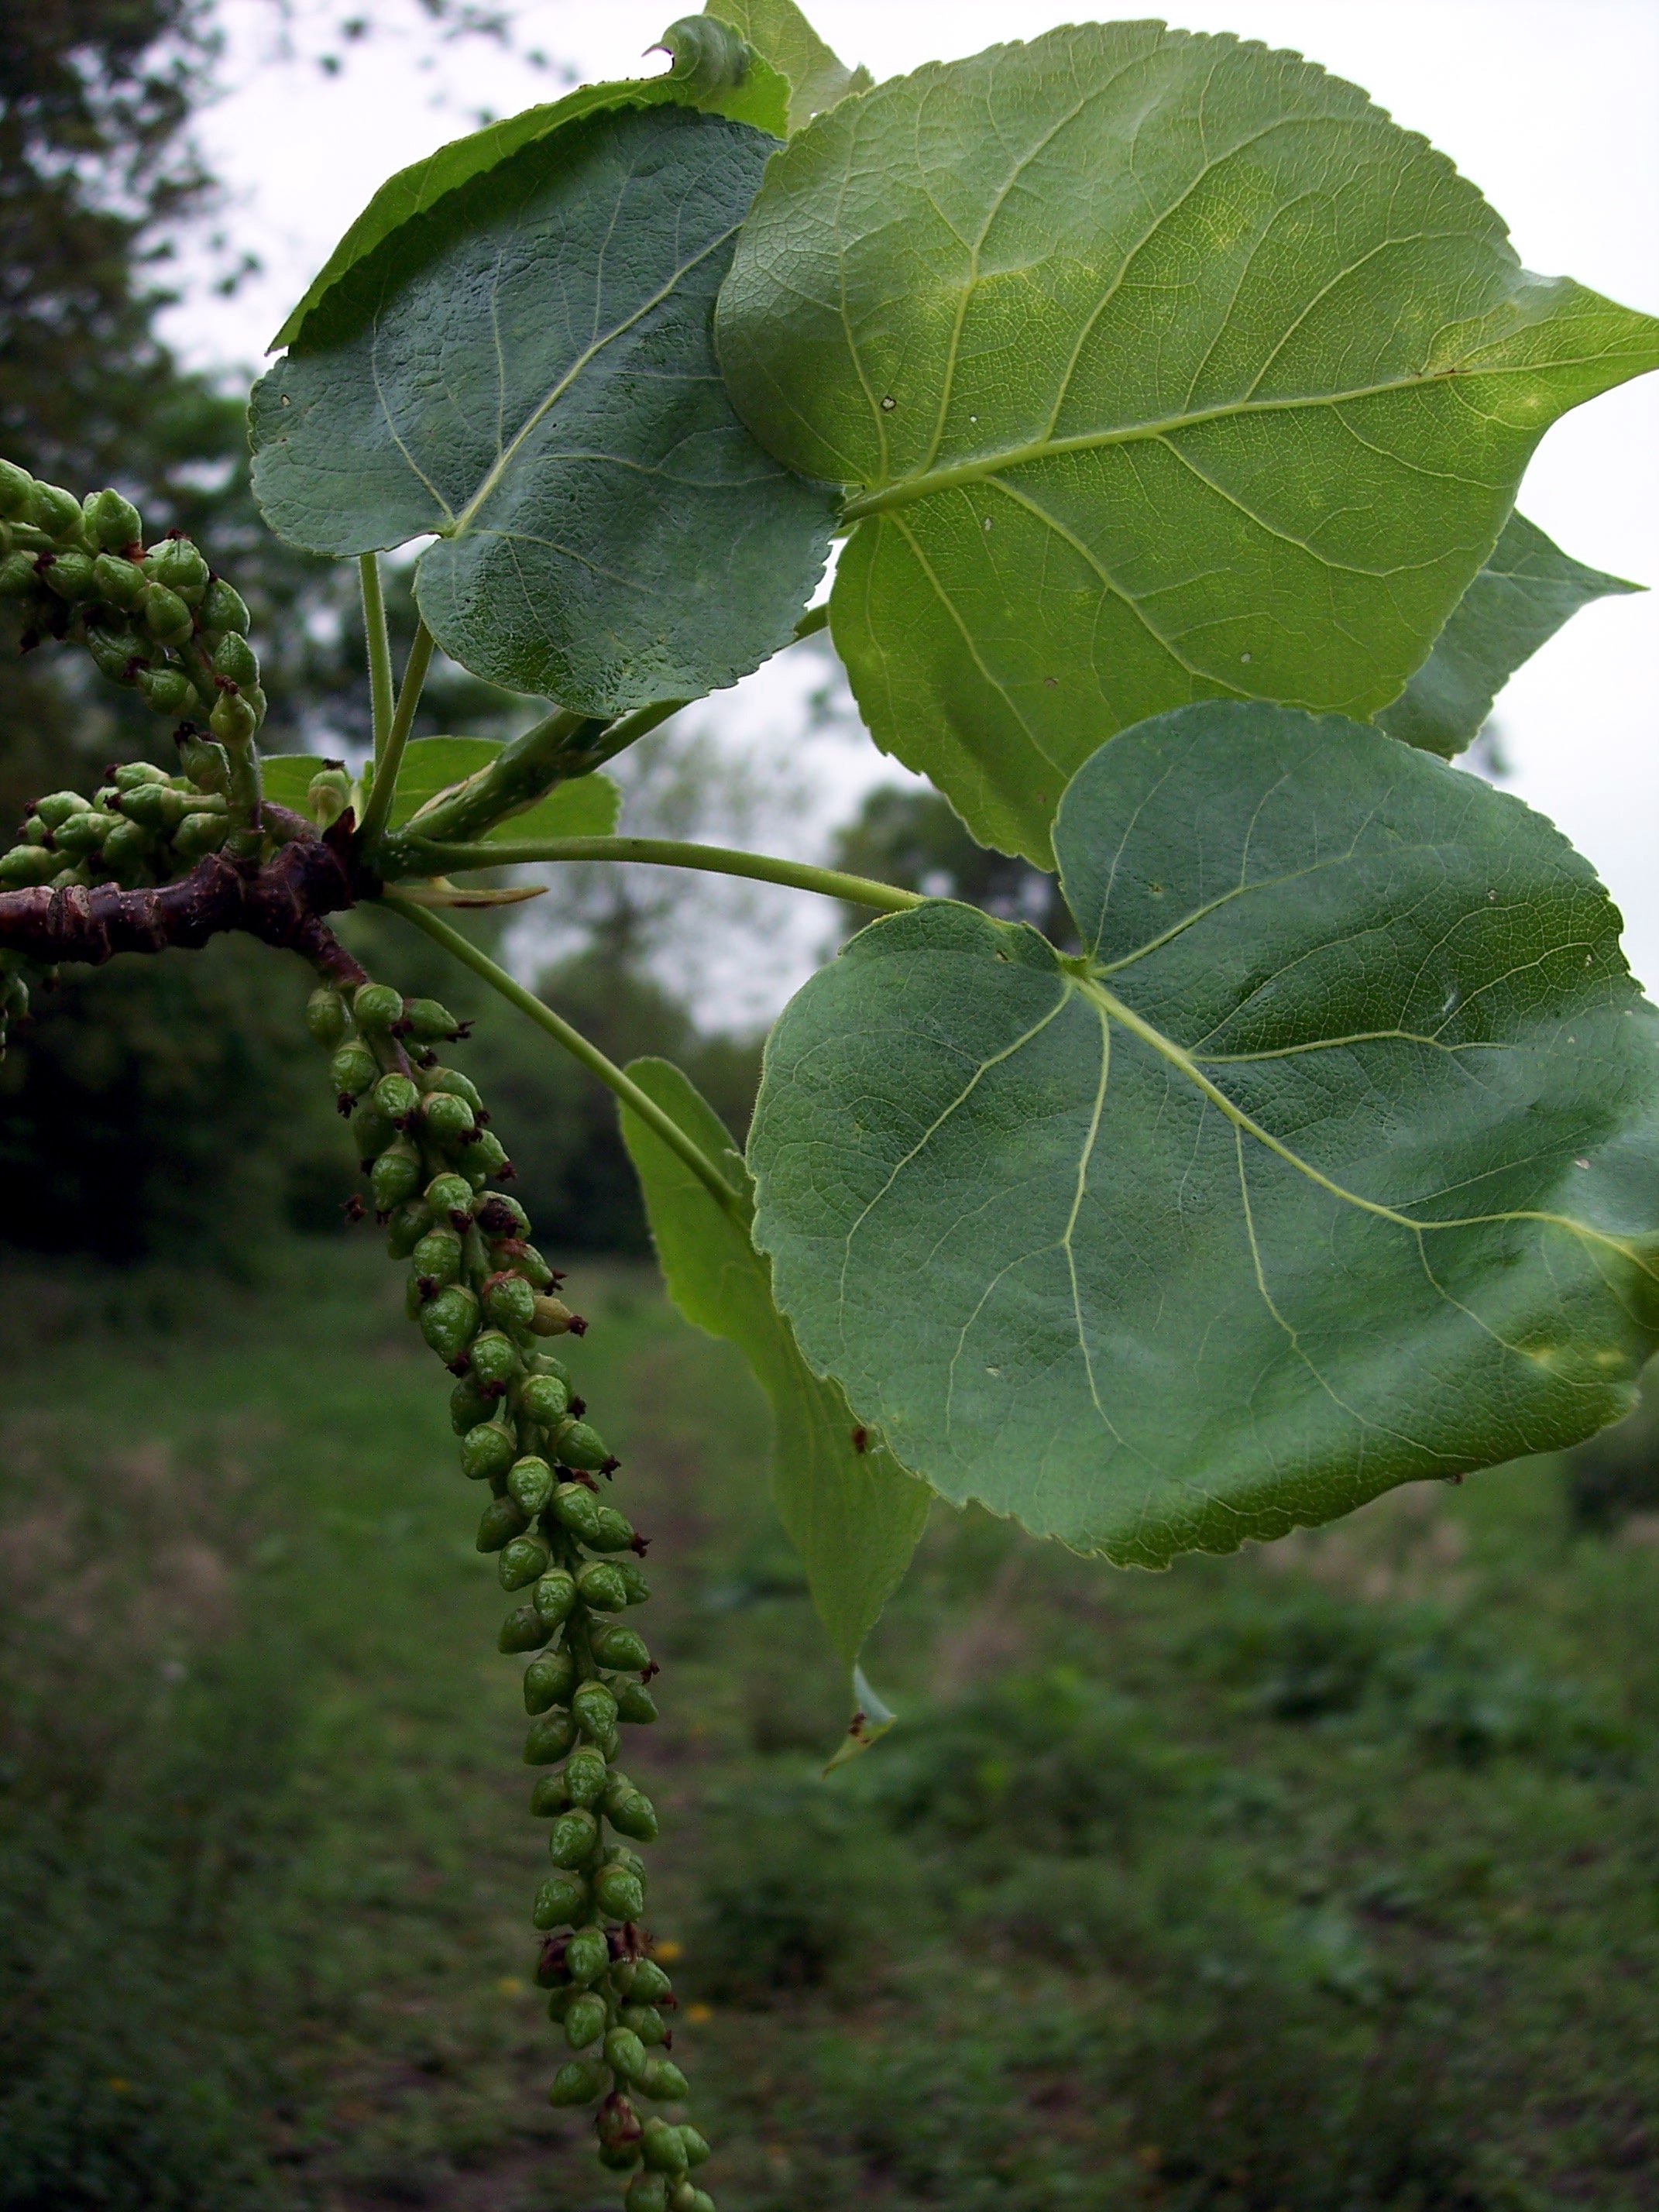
[359,553,395,762]
[383,893,744,1214]
[388,834,925,914]
[359,620,435,854]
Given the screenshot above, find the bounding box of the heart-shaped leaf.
[704,0,871,134]
[749,701,1659,1567]
[252,102,836,715]
[1376,513,1640,756]
[718,23,1659,864]
[620,1057,929,1665]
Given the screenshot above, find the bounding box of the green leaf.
[620,1056,929,1665]
[1376,512,1640,757]
[717,23,1659,864]
[270,66,786,353]
[657,17,792,140]
[257,754,336,813]
[703,0,871,133]
[252,103,835,715]
[748,701,1659,1568]
[392,737,619,840]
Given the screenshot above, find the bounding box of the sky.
[160,0,1659,1019]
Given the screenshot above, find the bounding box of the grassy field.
[2,1241,1657,2212]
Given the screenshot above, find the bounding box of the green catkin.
[310,978,713,2206]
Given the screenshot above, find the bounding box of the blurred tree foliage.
[830,782,1073,944]
[0,0,751,1264]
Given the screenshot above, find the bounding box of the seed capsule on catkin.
[524,1647,577,1714]
[533,1870,589,1929]
[476,1496,528,1553]
[373,1071,420,1121]
[625,2174,669,2212]
[485,1271,536,1331]
[592,1861,646,1921]
[572,1681,619,1743]
[551,1482,605,1544]
[532,1569,577,1626]
[576,1561,629,1613]
[426,1171,473,1217]
[460,1420,517,1482]
[419,1284,479,1363]
[565,1927,611,1985]
[613,1681,659,1726]
[422,1090,476,1146]
[519,1372,571,1428]
[641,2118,690,2175]
[636,2058,689,2104]
[354,982,404,1032]
[469,1331,521,1392]
[589,1506,637,1554]
[547,1808,600,1868]
[524,1708,579,1764]
[552,1418,609,1471]
[549,2058,608,2108]
[499,1533,551,1589]
[500,1606,551,1654]
[590,1622,651,1674]
[564,1990,607,2049]
[507,1456,555,1515]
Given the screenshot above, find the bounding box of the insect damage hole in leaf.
[748,702,1659,1568]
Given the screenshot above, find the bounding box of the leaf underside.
[620,1058,929,1665]
[1376,512,1640,756]
[717,22,1659,864]
[703,0,872,134]
[748,702,1659,1568]
[251,103,836,715]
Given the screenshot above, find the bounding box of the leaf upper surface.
[1376,512,1640,756]
[748,702,1659,1567]
[620,1057,929,1664]
[717,23,1659,864]
[703,0,872,132]
[251,104,836,714]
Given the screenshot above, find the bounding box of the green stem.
[383,895,744,1214]
[359,620,435,854]
[359,554,395,762]
[388,705,607,855]
[393,834,926,915]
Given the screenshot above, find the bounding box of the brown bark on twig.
[0,814,370,986]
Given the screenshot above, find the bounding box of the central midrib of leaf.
[835,954,1650,1312]
[401,217,746,541]
[838,362,1546,520]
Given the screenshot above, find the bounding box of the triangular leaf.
[252,103,835,715]
[749,701,1659,1567]
[718,24,1659,864]
[1376,512,1640,757]
[704,0,872,134]
[271,64,787,354]
[620,1056,929,1666]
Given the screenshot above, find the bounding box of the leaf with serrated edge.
[252,104,835,713]
[620,1057,929,1665]
[270,64,786,353]
[387,737,618,840]
[748,701,1659,1568]
[703,0,871,133]
[1376,513,1640,757]
[717,24,1659,865]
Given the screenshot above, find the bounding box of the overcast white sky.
[162,1,1659,1017]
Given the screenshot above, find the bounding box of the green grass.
[2,1242,1657,2210]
